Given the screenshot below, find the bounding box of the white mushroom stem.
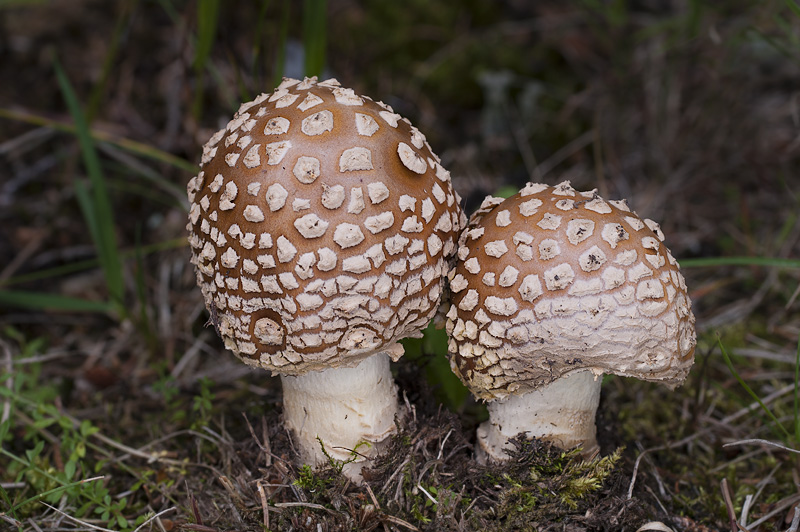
[280,351,399,481]
[476,370,602,462]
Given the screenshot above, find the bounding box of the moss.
[477,440,624,525]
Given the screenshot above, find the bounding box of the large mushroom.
[187,77,465,479]
[445,181,696,460]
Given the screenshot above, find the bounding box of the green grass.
[0,331,131,530]
[192,0,221,120]
[272,0,292,88]
[717,334,799,445]
[0,107,198,174]
[85,1,135,123]
[681,256,800,269]
[303,0,327,77]
[54,57,125,315]
[0,328,231,531]
[786,0,800,18]
[0,238,185,290]
[0,292,113,313]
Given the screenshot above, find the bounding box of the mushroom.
[445,181,696,461]
[186,77,465,479]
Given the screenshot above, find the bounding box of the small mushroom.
[187,77,466,480]
[446,181,696,460]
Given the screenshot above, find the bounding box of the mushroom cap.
[446,181,696,401]
[187,77,466,375]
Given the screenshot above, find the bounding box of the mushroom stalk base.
[476,370,602,462]
[280,352,399,481]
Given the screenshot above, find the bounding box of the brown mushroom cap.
[187,77,466,375]
[446,181,696,401]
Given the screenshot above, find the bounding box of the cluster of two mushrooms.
[186,77,697,480]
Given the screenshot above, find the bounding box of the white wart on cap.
[446,181,696,458]
[187,76,465,375]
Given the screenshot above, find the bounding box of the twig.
[747,494,800,530]
[417,484,438,505]
[189,488,203,526]
[218,475,247,511]
[786,283,800,309]
[132,507,177,532]
[262,415,272,467]
[273,501,338,514]
[39,502,118,532]
[740,494,753,528]
[416,459,442,486]
[644,485,670,517]
[723,439,800,454]
[380,454,411,496]
[746,464,782,523]
[0,514,21,528]
[636,441,667,497]
[627,444,665,499]
[787,505,800,532]
[243,413,276,468]
[171,331,211,380]
[720,478,748,532]
[1,339,14,425]
[462,494,486,517]
[365,482,381,510]
[257,481,269,530]
[383,514,421,531]
[635,522,676,532]
[437,428,453,461]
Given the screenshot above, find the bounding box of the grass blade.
[86,0,136,122]
[193,0,221,120]
[273,0,291,88]
[194,0,221,72]
[0,291,113,313]
[0,447,105,516]
[303,0,326,77]
[680,256,800,269]
[74,180,100,257]
[0,237,186,289]
[785,0,800,19]
[0,107,198,173]
[717,335,792,441]
[53,57,125,309]
[97,142,188,207]
[251,0,273,78]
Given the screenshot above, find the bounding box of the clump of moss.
[465,437,629,530]
[360,411,643,531]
